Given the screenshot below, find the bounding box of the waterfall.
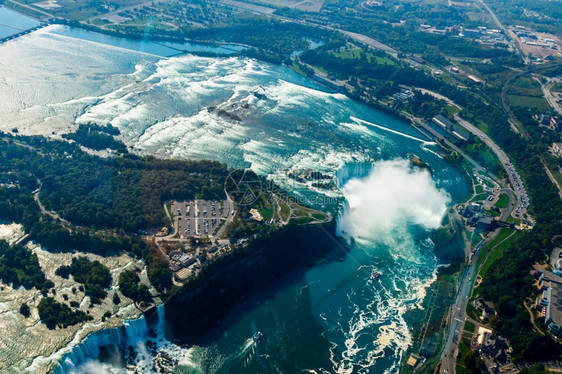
[51,304,167,373]
[155,303,165,338]
[335,162,373,238]
[335,162,373,189]
[124,315,149,343]
[51,326,125,374]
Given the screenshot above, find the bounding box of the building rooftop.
[540,271,562,333]
[541,270,562,285]
[547,282,562,332]
[432,115,471,141]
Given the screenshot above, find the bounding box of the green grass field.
[332,45,396,66]
[478,230,522,280]
[312,213,326,220]
[471,193,489,202]
[507,95,550,111]
[464,320,476,333]
[494,194,509,209]
[508,76,544,97]
[279,200,291,221]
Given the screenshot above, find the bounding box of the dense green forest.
[56,257,112,304]
[118,270,152,303]
[63,123,127,153]
[475,77,562,361]
[36,149,227,232]
[486,0,562,36]
[0,133,228,232]
[38,297,92,329]
[0,240,53,292]
[278,4,511,57]
[185,18,341,64]
[143,242,172,292]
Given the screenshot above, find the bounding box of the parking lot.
[505,161,529,218]
[171,199,233,238]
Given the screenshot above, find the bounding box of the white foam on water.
[350,116,434,145]
[338,159,450,239]
[326,159,449,373]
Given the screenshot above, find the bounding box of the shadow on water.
[193,264,340,373]
[165,223,350,373]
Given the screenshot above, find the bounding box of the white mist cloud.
[68,360,110,374]
[338,159,450,240]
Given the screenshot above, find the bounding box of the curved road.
[453,115,529,217]
[541,78,562,116]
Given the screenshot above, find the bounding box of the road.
[541,78,562,116]
[339,30,397,54]
[219,0,397,55]
[214,194,236,239]
[4,0,53,19]
[501,65,562,201]
[439,216,513,374]
[475,0,524,58]
[33,179,72,226]
[454,114,529,218]
[86,0,163,23]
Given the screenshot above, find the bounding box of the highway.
[454,115,529,218]
[439,185,515,374]
[541,78,562,116]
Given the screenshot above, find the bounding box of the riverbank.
[401,227,467,373]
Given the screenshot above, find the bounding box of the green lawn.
[444,104,461,115]
[479,243,504,279]
[494,194,509,209]
[458,338,471,361]
[258,194,274,221]
[508,76,544,97]
[294,216,314,224]
[464,320,476,333]
[478,230,522,280]
[507,95,550,111]
[312,213,326,220]
[471,193,489,202]
[486,228,513,249]
[488,208,501,217]
[471,232,483,248]
[552,81,562,93]
[279,200,291,221]
[290,62,308,77]
[482,178,494,188]
[475,119,489,134]
[332,45,396,66]
[506,215,521,225]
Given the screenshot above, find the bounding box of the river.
[0,19,468,374]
